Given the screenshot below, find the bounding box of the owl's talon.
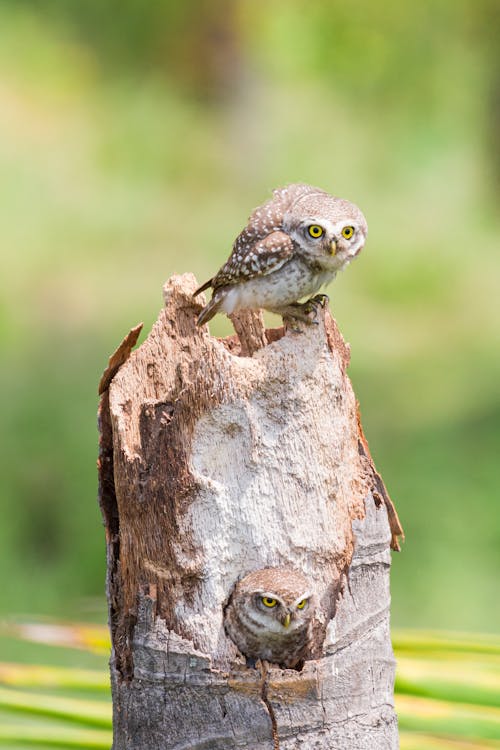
[279,302,317,330]
[311,293,329,308]
[282,315,305,334]
[300,296,327,324]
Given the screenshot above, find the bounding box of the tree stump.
[97,273,403,750]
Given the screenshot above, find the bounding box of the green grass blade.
[0,723,111,748]
[0,687,111,728]
[394,631,500,658]
[396,656,500,708]
[396,694,500,741]
[4,623,110,656]
[400,731,500,749]
[0,663,109,691]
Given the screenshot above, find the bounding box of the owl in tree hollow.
[195,183,367,326]
[224,567,316,669]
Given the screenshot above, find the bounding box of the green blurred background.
[0,0,498,634]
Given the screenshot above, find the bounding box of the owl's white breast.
[220,260,336,315]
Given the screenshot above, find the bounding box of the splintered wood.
[98,273,402,749]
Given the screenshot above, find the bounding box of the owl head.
[282,187,368,269]
[224,566,316,668]
[245,577,312,633]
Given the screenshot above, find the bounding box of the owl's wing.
[212,231,294,288]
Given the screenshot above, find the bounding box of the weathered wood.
[98,273,403,749]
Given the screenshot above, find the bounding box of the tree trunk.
[97,273,403,750]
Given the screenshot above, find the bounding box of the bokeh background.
[1,0,499,638]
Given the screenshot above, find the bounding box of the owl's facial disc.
[293,218,353,258]
[331,221,367,260]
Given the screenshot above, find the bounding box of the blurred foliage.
[0,0,498,635]
[0,623,499,748]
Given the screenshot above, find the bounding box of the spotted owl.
[194,183,367,326]
[224,567,316,669]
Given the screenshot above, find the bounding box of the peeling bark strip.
[97,273,402,749]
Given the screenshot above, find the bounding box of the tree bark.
[97,273,403,750]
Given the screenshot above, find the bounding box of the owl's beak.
[281,613,291,628]
[329,240,337,256]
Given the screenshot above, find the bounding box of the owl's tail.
[196,291,223,327]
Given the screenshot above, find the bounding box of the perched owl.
[224,567,315,669]
[194,183,367,326]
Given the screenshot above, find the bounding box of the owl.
[194,183,367,326]
[224,567,315,669]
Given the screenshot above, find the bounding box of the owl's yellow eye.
[296,599,307,610]
[342,226,354,240]
[308,225,324,238]
[261,596,277,608]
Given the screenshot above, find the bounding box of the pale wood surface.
[98,273,402,749]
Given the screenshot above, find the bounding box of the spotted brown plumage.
[223,567,316,669]
[194,183,367,326]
